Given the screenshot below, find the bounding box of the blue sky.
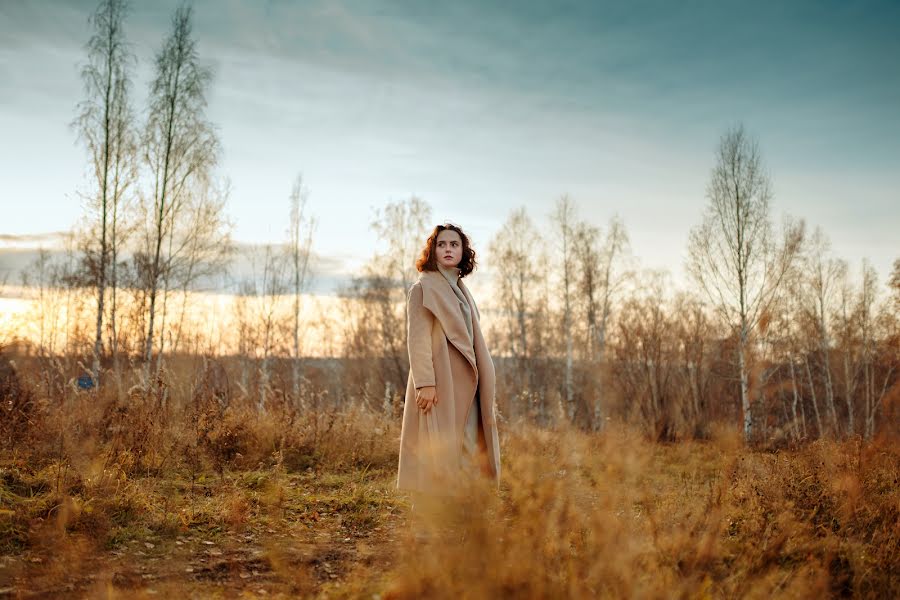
[1,0,898,290]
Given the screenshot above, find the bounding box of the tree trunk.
[738,332,751,441]
[804,355,824,437]
[788,357,802,441]
[843,350,855,436]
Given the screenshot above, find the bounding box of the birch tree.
[287,174,316,401]
[490,208,542,364]
[856,261,895,440]
[889,259,900,313]
[687,124,804,442]
[551,195,577,421]
[250,244,288,412]
[140,4,220,379]
[74,0,135,386]
[367,197,433,405]
[573,215,629,428]
[799,227,845,435]
[834,266,860,435]
[370,196,432,300]
[489,207,548,419]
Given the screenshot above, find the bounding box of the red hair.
[415,223,477,277]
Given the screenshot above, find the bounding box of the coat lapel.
[418,271,478,374]
[459,277,496,423]
[457,279,480,324]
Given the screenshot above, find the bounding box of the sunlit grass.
[1,368,897,599]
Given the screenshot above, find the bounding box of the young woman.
[396,223,500,495]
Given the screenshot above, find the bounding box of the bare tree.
[687,124,804,442]
[106,75,139,382]
[889,259,900,313]
[20,249,55,358]
[611,271,678,441]
[672,291,716,439]
[165,178,232,359]
[489,207,549,420]
[287,174,316,401]
[250,244,288,411]
[798,227,845,435]
[830,259,899,439]
[856,261,895,440]
[834,266,860,435]
[370,196,432,297]
[140,4,220,381]
[551,195,577,421]
[366,197,433,409]
[573,215,630,429]
[74,0,135,386]
[230,279,253,396]
[778,265,817,439]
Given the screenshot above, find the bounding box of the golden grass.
[0,364,898,598]
[383,424,898,599]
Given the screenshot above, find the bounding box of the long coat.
[396,270,500,493]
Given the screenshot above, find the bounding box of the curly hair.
[415,223,477,277]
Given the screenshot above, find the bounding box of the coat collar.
[418,270,479,370]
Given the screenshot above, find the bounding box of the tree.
[489,207,549,420]
[832,260,898,440]
[246,244,288,412]
[671,291,716,439]
[573,214,629,428]
[797,227,845,435]
[287,174,316,401]
[834,265,860,435]
[551,195,577,421]
[74,0,135,386]
[370,196,433,299]
[612,271,678,441]
[889,258,900,313]
[856,261,896,440]
[164,178,232,359]
[687,124,804,442]
[140,4,220,380]
[366,197,433,408]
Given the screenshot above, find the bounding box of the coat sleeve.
[407,282,436,389]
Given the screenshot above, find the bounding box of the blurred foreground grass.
[1,388,898,598]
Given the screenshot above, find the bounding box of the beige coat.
[396,270,500,493]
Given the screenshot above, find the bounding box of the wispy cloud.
[0,237,355,296]
[0,232,69,248]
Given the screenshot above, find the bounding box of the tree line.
[341,127,898,444]
[6,0,897,445]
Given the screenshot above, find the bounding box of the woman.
[396,223,500,496]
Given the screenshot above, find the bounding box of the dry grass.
[384,425,898,599]
[0,358,898,598]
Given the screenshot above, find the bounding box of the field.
[1,359,897,600]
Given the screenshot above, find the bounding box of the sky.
[1,0,898,294]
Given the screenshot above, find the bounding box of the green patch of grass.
[235,469,271,490]
[104,522,154,549]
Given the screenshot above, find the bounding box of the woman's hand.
[416,386,437,414]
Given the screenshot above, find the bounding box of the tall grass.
[1,352,897,598]
[383,423,898,598]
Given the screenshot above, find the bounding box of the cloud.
[0,232,69,248]
[0,236,356,296]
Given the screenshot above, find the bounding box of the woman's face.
[435,229,463,269]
